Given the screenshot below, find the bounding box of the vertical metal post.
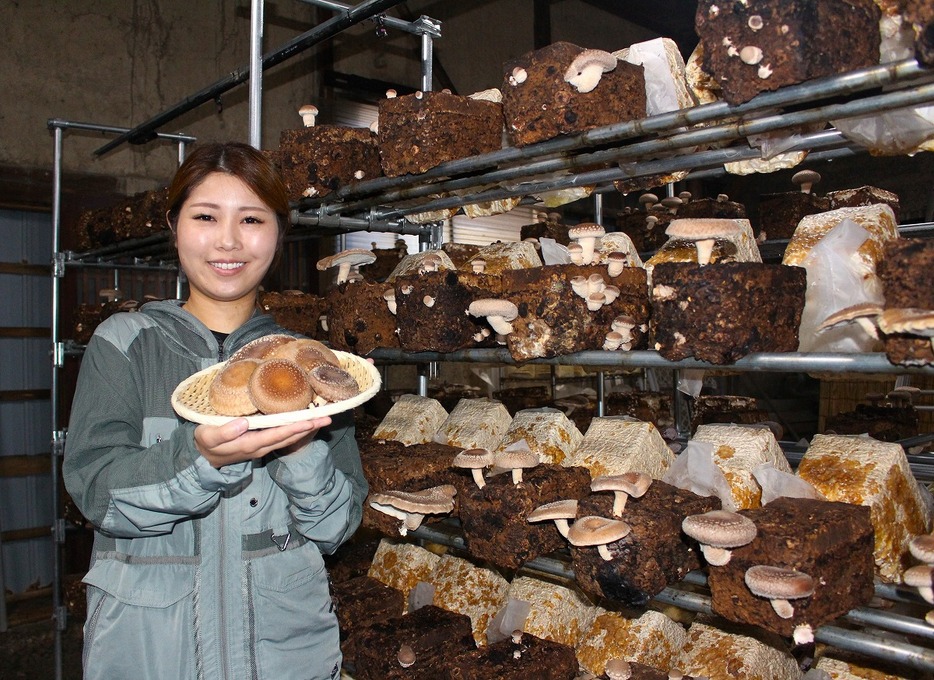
[0,521,6,632]
[249,0,264,148]
[420,26,433,92]
[50,123,65,680]
[594,190,605,415]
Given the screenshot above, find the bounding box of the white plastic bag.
[661,440,736,511]
[797,218,884,353]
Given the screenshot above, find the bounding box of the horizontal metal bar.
[46,118,197,142]
[816,624,934,672]
[299,0,441,37]
[289,209,433,236]
[317,58,933,207]
[368,348,934,375]
[93,0,407,156]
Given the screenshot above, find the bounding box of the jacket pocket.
[247,542,341,679]
[82,560,198,680]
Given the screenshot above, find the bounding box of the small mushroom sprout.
[298,103,319,127]
[453,448,494,489]
[904,564,934,605]
[527,499,578,538]
[468,299,519,337]
[604,659,632,680]
[368,484,456,536]
[744,564,816,619]
[591,472,652,516]
[564,49,617,94]
[791,169,821,194]
[566,515,632,561]
[383,289,397,315]
[681,509,758,566]
[397,644,416,669]
[664,218,744,266]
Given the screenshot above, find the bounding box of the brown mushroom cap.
[791,169,821,191]
[397,644,416,668]
[369,484,457,535]
[665,218,744,242]
[229,334,296,362]
[493,449,540,484]
[818,302,884,331]
[307,363,360,403]
[682,509,758,566]
[910,534,934,565]
[904,564,934,589]
[591,472,652,515]
[209,358,261,416]
[568,223,606,240]
[468,299,519,321]
[266,337,340,371]
[744,565,815,619]
[604,658,632,680]
[316,248,377,272]
[567,515,632,560]
[878,308,934,337]
[248,358,315,414]
[527,499,579,523]
[453,448,494,489]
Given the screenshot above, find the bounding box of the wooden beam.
[0,390,51,403]
[0,262,50,276]
[0,455,50,478]
[0,328,49,338]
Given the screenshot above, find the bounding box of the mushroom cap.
[382,288,396,301]
[910,534,934,564]
[660,196,683,210]
[665,218,745,242]
[607,251,627,263]
[369,485,457,516]
[682,510,758,549]
[791,169,821,186]
[604,658,632,680]
[638,193,659,205]
[878,308,934,337]
[567,515,632,547]
[229,333,296,362]
[527,499,579,522]
[493,449,540,471]
[568,223,606,239]
[266,337,340,368]
[248,358,315,414]
[468,299,519,321]
[209,358,261,416]
[397,644,416,668]
[316,248,377,271]
[299,103,319,115]
[744,564,816,600]
[453,448,494,470]
[818,302,884,330]
[307,363,360,402]
[591,471,652,498]
[611,315,637,331]
[567,242,584,254]
[904,563,934,588]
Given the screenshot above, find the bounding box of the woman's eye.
[192,213,215,221]
[243,216,264,225]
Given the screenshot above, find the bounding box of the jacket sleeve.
[62,332,252,538]
[265,412,368,555]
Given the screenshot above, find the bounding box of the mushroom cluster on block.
[905,532,934,626]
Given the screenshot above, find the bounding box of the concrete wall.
[0,1,651,198]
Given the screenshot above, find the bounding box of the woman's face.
[175,172,279,314]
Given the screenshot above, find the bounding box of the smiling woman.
[62,142,368,680]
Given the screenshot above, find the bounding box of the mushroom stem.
[612,492,629,517]
[554,519,571,538]
[855,317,880,339]
[336,262,353,285]
[488,316,514,336]
[695,239,715,266]
[471,469,486,489]
[770,598,795,619]
[511,468,524,485]
[597,544,614,561]
[700,544,733,566]
[579,238,597,265]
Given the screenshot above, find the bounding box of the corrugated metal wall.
[0,208,53,595]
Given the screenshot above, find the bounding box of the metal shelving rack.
[43,1,934,676]
[47,119,195,680]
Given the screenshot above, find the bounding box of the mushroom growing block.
[330,576,405,668]
[671,617,801,680]
[455,460,591,571]
[570,480,720,606]
[692,423,792,511]
[649,261,806,364]
[644,217,760,280]
[501,41,646,147]
[434,398,513,451]
[563,417,675,480]
[575,608,687,677]
[445,631,579,680]
[377,89,504,177]
[797,434,933,582]
[323,278,400,354]
[493,407,583,465]
[694,0,881,105]
[878,238,934,367]
[706,497,874,639]
[430,554,510,646]
[505,576,598,648]
[498,264,650,362]
[367,539,442,610]
[277,122,383,201]
[371,394,450,446]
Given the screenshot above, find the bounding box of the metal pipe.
[93,0,407,156]
[290,208,431,236]
[815,625,934,672]
[367,348,934,375]
[50,124,64,680]
[420,25,434,93]
[300,0,440,37]
[47,118,196,143]
[359,77,934,218]
[318,58,934,205]
[249,0,264,149]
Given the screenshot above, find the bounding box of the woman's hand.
[194,416,332,468]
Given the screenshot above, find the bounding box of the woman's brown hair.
[165,142,290,249]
